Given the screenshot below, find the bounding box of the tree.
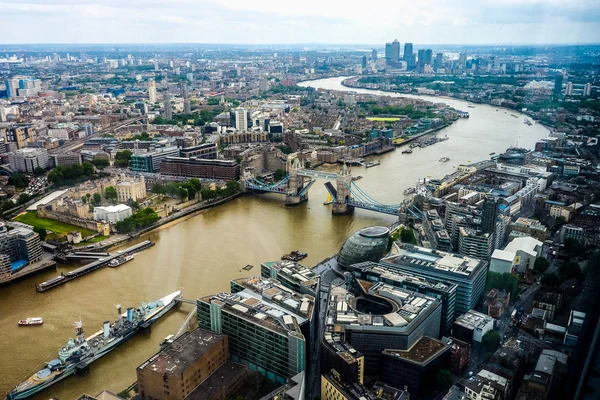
[189,178,202,192]
[482,331,501,354]
[93,193,102,206]
[534,257,550,274]
[91,158,109,169]
[129,200,140,210]
[274,168,286,181]
[81,196,87,204]
[18,193,31,204]
[33,167,46,176]
[104,186,118,202]
[486,271,519,298]
[564,238,586,256]
[33,226,47,241]
[435,369,453,391]
[8,173,29,189]
[151,183,167,195]
[561,260,581,279]
[400,228,417,244]
[541,272,561,288]
[114,150,133,167]
[176,186,188,200]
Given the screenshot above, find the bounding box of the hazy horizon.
[1,0,599,45]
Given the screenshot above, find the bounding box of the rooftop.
[455,310,494,331]
[382,244,485,278]
[491,249,515,262]
[261,260,320,292]
[513,217,548,231]
[137,328,226,376]
[184,361,247,400]
[382,336,449,366]
[95,204,132,213]
[505,236,542,256]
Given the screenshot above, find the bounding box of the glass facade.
[338,226,390,270]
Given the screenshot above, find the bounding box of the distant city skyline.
[1,0,599,45]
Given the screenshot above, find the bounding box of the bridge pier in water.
[285,162,308,206]
[332,164,354,215]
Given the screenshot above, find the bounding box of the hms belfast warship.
[7,290,181,400]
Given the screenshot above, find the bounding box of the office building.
[338,226,390,270]
[50,152,82,167]
[8,148,49,173]
[0,223,43,277]
[458,53,467,70]
[137,328,248,400]
[322,282,442,378]
[179,143,218,159]
[490,236,542,274]
[1,124,37,148]
[147,79,156,103]
[183,99,191,114]
[453,310,494,343]
[93,204,133,223]
[583,82,592,96]
[510,217,547,241]
[565,81,574,96]
[481,196,499,234]
[129,146,180,173]
[115,175,146,202]
[371,49,377,61]
[553,75,563,98]
[179,82,188,99]
[349,261,457,333]
[448,337,471,374]
[385,42,393,61]
[390,39,400,62]
[230,276,316,351]
[164,95,173,120]
[434,53,443,71]
[381,337,451,399]
[261,260,320,298]
[234,107,248,131]
[458,227,494,260]
[160,157,240,180]
[417,49,425,71]
[5,78,19,98]
[380,244,488,316]
[197,283,314,383]
[321,369,409,400]
[403,43,413,63]
[361,55,367,69]
[423,49,433,68]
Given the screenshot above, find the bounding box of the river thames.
[0,76,549,400]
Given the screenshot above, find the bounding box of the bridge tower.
[332,163,354,215]
[286,158,307,205]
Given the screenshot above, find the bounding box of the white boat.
[351,175,363,181]
[18,318,43,326]
[439,157,450,162]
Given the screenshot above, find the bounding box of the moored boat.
[402,148,413,154]
[18,318,43,326]
[108,254,134,268]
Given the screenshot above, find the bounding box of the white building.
[47,128,69,140]
[454,310,495,343]
[234,107,248,131]
[8,148,49,173]
[489,249,516,274]
[116,175,146,202]
[148,79,157,103]
[491,236,543,274]
[93,204,132,223]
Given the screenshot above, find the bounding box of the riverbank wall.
[0,259,57,287]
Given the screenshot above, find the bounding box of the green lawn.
[74,235,109,246]
[14,212,96,236]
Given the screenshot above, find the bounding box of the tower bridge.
[241,160,425,219]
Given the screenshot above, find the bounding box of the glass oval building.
[338,226,390,270]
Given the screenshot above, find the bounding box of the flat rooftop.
[382,244,484,278]
[455,310,494,331]
[383,336,449,366]
[137,328,225,376]
[199,289,309,336]
[231,277,315,319]
[184,361,247,400]
[261,260,320,292]
[351,261,457,294]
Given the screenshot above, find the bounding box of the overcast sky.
[1,0,599,45]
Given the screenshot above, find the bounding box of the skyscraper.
[371,49,377,61]
[361,55,367,69]
[481,195,498,235]
[147,79,156,103]
[553,75,563,99]
[403,43,413,62]
[5,78,19,98]
[417,49,425,71]
[385,42,393,61]
[184,100,191,114]
[391,39,400,62]
[179,82,188,99]
[164,95,172,120]
[584,82,592,97]
[458,53,467,71]
[424,49,433,67]
[565,82,574,96]
[234,108,248,131]
[434,52,444,71]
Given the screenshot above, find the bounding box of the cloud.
[0,0,598,44]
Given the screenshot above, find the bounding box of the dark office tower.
[164,95,173,120]
[385,42,393,62]
[361,55,368,69]
[403,43,413,62]
[424,49,433,67]
[553,75,563,99]
[391,39,400,62]
[371,49,377,61]
[410,54,417,70]
[481,196,498,234]
[417,49,425,71]
[434,53,443,71]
